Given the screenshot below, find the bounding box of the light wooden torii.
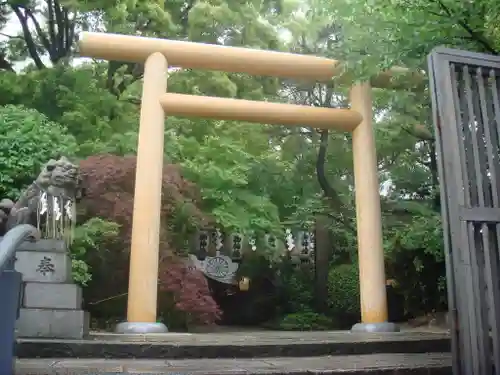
[77,32,423,333]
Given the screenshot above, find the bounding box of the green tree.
[312,0,500,316]
[0,104,78,198]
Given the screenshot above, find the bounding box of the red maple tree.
[79,154,220,326]
[159,257,221,325]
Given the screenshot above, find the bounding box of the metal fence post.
[0,269,22,375]
[0,224,40,375]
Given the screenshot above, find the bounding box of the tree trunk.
[314,214,332,313]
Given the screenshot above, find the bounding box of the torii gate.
[77,32,423,334]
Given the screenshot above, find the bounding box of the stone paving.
[16,353,452,375]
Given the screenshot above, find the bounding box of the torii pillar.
[115,52,169,334]
[350,82,398,333]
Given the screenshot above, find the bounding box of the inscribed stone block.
[14,251,72,283]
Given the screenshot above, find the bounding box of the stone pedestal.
[13,239,89,339]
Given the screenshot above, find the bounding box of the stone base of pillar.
[351,322,400,333]
[115,321,168,334]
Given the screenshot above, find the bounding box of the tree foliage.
[0,104,77,198]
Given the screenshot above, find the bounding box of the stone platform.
[16,353,452,374]
[14,239,89,339]
[16,330,451,359]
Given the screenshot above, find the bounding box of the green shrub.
[327,263,360,325]
[285,271,315,312]
[385,212,447,315]
[273,258,315,315]
[276,311,336,331]
[70,217,120,286]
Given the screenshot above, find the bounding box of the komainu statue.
[0,157,83,242]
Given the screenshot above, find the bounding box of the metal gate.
[428,47,500,375]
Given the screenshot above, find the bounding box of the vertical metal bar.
[455,64,482,375]
[428,51,461,375]
[488,72,500,266]
[460,67,478,205]
[464,66,492,373]
[433,55,473,375]
[489,70,500,374]
[463,66,486,205]
[476,67,500,374]
[488,73,500,269]
[448,62,470,375]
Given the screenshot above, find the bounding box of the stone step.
[16,331,451,359]
[15,353,452,374]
